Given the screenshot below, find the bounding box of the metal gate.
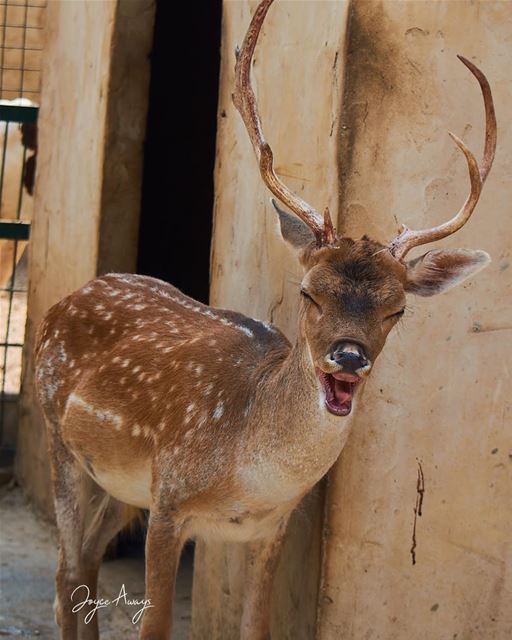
[0,0,45,472]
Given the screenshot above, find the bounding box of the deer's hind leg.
[46,419,93,640]
[78,494,137,640]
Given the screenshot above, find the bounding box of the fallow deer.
[35,0,496,638]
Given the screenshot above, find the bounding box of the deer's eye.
[384,308,405,321]
[300,289,322,312]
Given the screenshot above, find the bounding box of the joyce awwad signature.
[71,584,153,624]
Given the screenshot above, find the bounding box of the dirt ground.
[0,485,192,639]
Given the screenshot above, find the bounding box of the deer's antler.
[388,56,497,262]
[232,0,337,247]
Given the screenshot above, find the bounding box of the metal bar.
[2,67,41,72]
[0,24,44,29]
[0,120,9,205]
[0,237,20,434]
[0,221,30,240]
[0,3,46,7]
[15,142,27,217]
[1,46,43,51]
[0,105,38,123]
[0,1,9,436]
[18,2,29,100]
[0,2,7,97]
[0,343,23,348]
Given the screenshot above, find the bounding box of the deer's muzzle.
[330,342,370,376]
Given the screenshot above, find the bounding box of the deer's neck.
[244,324,355,493]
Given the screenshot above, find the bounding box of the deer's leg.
[78,495,135,640]
[47,425,92,640]
[240,516,290,640]
[139,504,186,640]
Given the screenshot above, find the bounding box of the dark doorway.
[125,4,223,629]
[137,0,222,304]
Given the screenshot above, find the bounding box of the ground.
[0,485,192,639]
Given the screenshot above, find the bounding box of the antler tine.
[232,0,337,247]
[389,56,497,262]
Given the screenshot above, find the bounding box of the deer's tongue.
[333,379,353,405]
[332,371,359,405]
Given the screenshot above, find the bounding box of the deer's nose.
[330,342,369,374]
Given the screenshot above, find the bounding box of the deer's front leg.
[139,505,185,640]
[240,516,290,640]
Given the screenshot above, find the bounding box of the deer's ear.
[405,248,490,297]
[272,199,315,251]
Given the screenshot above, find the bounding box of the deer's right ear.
[404,248,490,296]
[272,199,315,251]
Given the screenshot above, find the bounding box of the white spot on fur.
[132,424,141,437]
[213,401,224,421]
[67,393,123,430]
[239,326,254,338]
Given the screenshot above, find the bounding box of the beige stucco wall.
[195,0,511,638]
[16,0,155,515]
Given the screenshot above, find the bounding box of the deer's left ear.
[405,248,491,297]
[272,199,315,251]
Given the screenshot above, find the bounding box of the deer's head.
[233,0,496,416]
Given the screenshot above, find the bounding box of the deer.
[34,0,496,638]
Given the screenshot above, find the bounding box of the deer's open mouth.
[317,370,361,417]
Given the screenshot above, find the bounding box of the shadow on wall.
[137,0,222,304]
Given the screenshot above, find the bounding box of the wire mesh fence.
[0,0,46,101]
[0,0,45,467]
